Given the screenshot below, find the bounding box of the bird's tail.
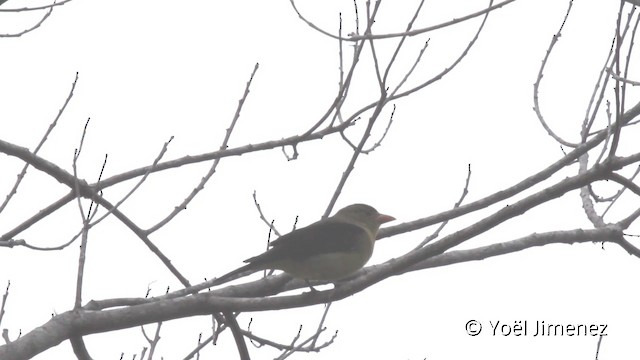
[210,263,260,286]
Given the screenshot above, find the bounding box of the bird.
[214,204,395,285]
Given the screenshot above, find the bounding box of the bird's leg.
[305,279,319,292]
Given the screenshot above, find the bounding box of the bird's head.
[333,204,395,235]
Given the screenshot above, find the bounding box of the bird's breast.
[277,249,372,281]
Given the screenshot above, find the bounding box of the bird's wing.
[244,220,370,266]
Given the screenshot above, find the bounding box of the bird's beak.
[377,214,395,224]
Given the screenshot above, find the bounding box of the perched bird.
[215,204,395,284]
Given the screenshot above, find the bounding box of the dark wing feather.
[244,220,369,267]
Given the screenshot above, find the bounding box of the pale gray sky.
[1,0,638,359]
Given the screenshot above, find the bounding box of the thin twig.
[532,0,578,147]
[147,64,259,234]
[0,72,79,214]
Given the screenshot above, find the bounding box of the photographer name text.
[489,320,608,337]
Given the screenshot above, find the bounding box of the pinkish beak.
[377,214,395,224]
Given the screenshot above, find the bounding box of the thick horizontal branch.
[378,99,640,239]
[0,225,626,360]
[406,225,628,272]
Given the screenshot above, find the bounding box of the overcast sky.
[1,0,639,359]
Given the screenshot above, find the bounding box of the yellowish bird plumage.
[215,204,394,284]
